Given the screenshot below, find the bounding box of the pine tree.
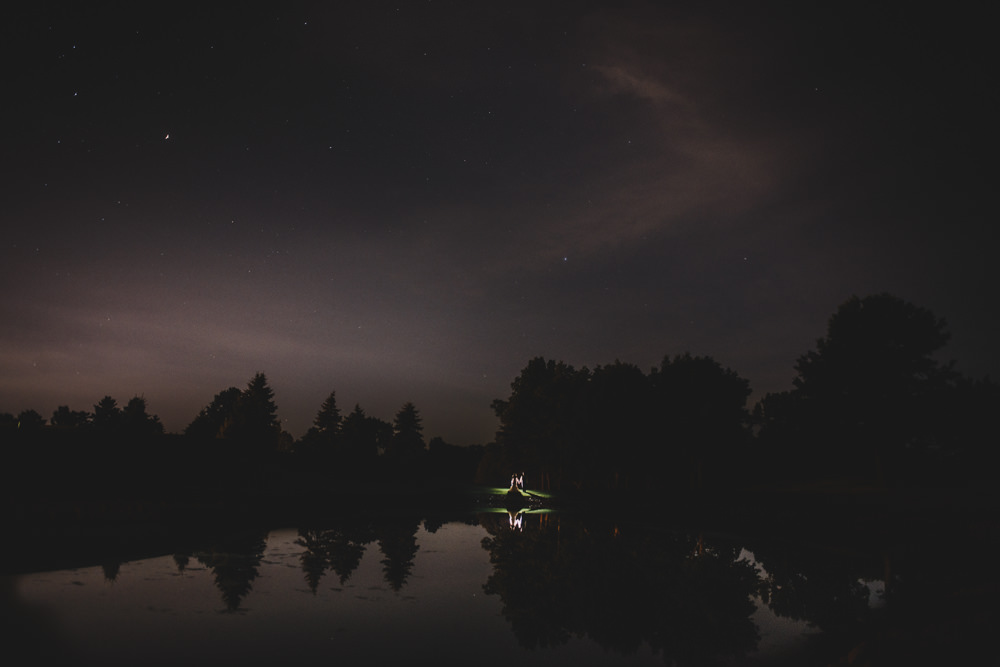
[388,402,425,465]
[314,391,342,434]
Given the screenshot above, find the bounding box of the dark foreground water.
[1,505,992,666]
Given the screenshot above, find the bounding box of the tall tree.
[387,402,425,466]
[791,293,955,480]
[337,404,384,469]
[585,361,653,489]
[121,395,164,438]
[226,372,281,452]
[750,390,817,481]
[313,391,342,434]
[297,390,343,462]
[92,396,122,433]
[492,357,591,490]
[650,353,752,489]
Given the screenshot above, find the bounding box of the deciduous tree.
[650,353,752,489]
[791,293,955,480]
[51,405,91,429]
[492,357,591,490]
[121,395,164,438]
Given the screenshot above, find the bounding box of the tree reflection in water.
[295,520,374,593]
[294,517,422,594]
[751,537,878,635]
[478,512,761,664]
[7,511,960,665]
[188,531,268,612]
[376,515,422,592]
[101,560,122,583]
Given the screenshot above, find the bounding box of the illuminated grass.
[479,486,555,499]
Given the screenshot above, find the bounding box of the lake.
[0,505,922,666]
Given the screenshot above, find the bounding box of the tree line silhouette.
[481,292,998,493]
[2,292,998,509]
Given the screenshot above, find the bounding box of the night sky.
[3,2,996,445]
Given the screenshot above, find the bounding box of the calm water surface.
[3,511,880,666]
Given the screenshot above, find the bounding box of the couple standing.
[510,472,524,491]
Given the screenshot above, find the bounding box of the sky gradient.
[3,2,996,444]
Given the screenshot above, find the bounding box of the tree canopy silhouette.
[185,386,242,440]
[755,293,966,483]
[16,409,46,432]
[491,354,751,491]
[492,358,591,490]
[336,404,389,470]
[226,372,281,452]
[92,395,121,433]
[651,353,753,489]
[296,390,343,464]
[50,405,90,429]
[121,395,164,438]
[185,373,280,453]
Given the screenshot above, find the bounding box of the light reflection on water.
[3,514,872,666]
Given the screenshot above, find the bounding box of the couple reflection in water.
[508,471,526,531]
